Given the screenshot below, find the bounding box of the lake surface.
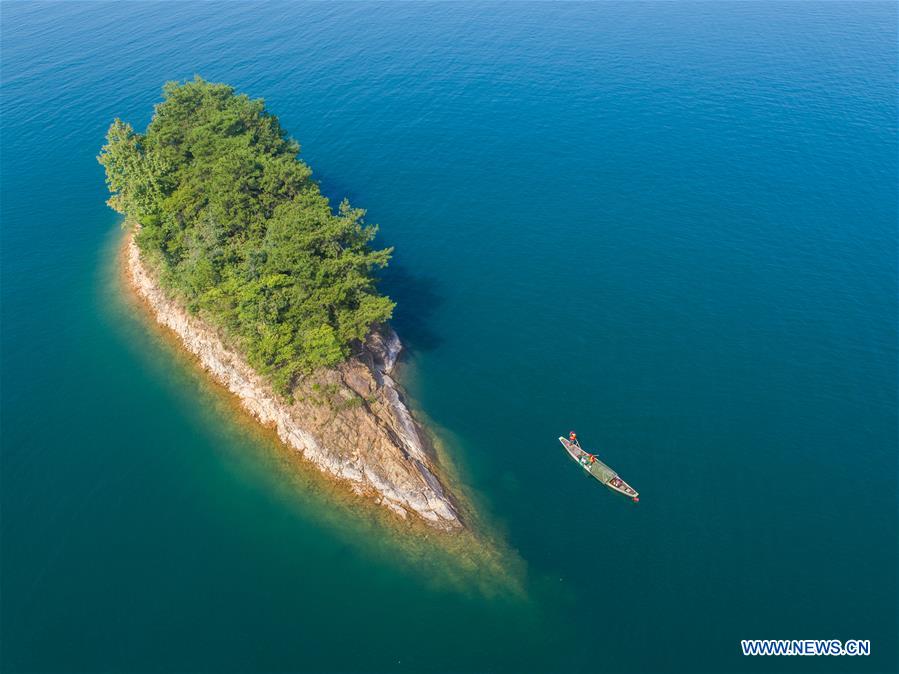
[1,2,896,672]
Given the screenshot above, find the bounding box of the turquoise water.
[2,2,896,672]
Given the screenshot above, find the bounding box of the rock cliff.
[125,232,461,530]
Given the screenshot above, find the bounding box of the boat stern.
[608,475,639,502]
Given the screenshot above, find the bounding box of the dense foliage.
[99,77,394,394]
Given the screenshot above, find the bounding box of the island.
[100,77,461,530]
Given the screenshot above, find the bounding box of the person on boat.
[569,431,578,446]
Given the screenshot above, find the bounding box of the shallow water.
[1,2,896,672]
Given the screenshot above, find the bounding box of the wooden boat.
[559,436,639,502]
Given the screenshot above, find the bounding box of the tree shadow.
[378,262,444,354]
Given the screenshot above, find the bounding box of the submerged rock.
[125,233,461,530]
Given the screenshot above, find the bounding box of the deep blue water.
[1,2,896,672]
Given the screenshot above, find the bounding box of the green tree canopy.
[99,77,394,394]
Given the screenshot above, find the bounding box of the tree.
[99,77,395,395]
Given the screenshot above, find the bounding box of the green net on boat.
[586,458,617,483]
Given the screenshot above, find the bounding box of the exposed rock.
[125,232,461,530]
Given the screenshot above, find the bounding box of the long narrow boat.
[559,436,639,502]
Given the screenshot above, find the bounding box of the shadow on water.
[310,172,445,354]
[379,261,445,354]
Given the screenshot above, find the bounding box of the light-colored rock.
[125,233,461,530]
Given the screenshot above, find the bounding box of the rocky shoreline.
[124,231,461,530]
